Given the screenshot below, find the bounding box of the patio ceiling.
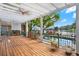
[0,3,76,24]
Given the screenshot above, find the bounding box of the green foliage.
[28,13,60,31]
[28,21,32,31]
[51,12,60,22]
[43,13,60,29]
[31,18,41,26]
[43,15,54,28]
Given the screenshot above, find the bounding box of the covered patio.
[0,3,79,56]
[0,36,65,56]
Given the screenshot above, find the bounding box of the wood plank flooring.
[0,36,65,56]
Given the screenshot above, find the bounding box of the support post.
[0,20,1,36]
[26,21,28,37]
[0,25,1,36]
[76,4,79,54]
[40,17,43,41]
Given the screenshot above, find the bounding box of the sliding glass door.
[1,26,11,36]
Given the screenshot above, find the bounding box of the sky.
[54,6,76,28]
[33,6,76,30]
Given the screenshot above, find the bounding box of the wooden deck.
[0,36,65,56]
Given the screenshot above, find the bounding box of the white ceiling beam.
[51,3,59,9]
[23,3,50,13]
[3,3,19,8]
[0,3,42,19]
[0,7,42,23]
[50,3,66,13]
[52,3,65,8]
[10,3,44,15]
[0,4,18,11]
[0,3,76,24]
[47,3,76,16]
[37,3,56,11]
[0,6,17,13]
[21,4,44,15]
[36,3,52,11]
[9,3,44,16]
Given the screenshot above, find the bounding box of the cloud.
[73,13,76,18]
[61,19,66,22]
[66,6,76,13]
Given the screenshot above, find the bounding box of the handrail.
[43,34,76,50]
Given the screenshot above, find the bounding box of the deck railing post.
[76,4,79,54]
[57,33,59,48]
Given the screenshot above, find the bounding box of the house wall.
[11,22,21,31]
[11,22,21,36]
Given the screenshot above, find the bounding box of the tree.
[43,13,60,29]
[28,13,60,32]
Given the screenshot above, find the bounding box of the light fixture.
[18,7,30,15]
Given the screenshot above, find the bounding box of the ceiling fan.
[18,7,30,15]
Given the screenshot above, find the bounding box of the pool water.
[43,36,75,47]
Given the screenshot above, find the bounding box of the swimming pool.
[43,36,75,48]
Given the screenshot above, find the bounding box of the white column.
[0,25,1,36]
[76,4,79,53]
[0,21,1,36]
[40,17,43,41]
[26,21,28,37]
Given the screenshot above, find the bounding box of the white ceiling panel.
[0,3,76,24]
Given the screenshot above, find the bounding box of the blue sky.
[54,6,76,28]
